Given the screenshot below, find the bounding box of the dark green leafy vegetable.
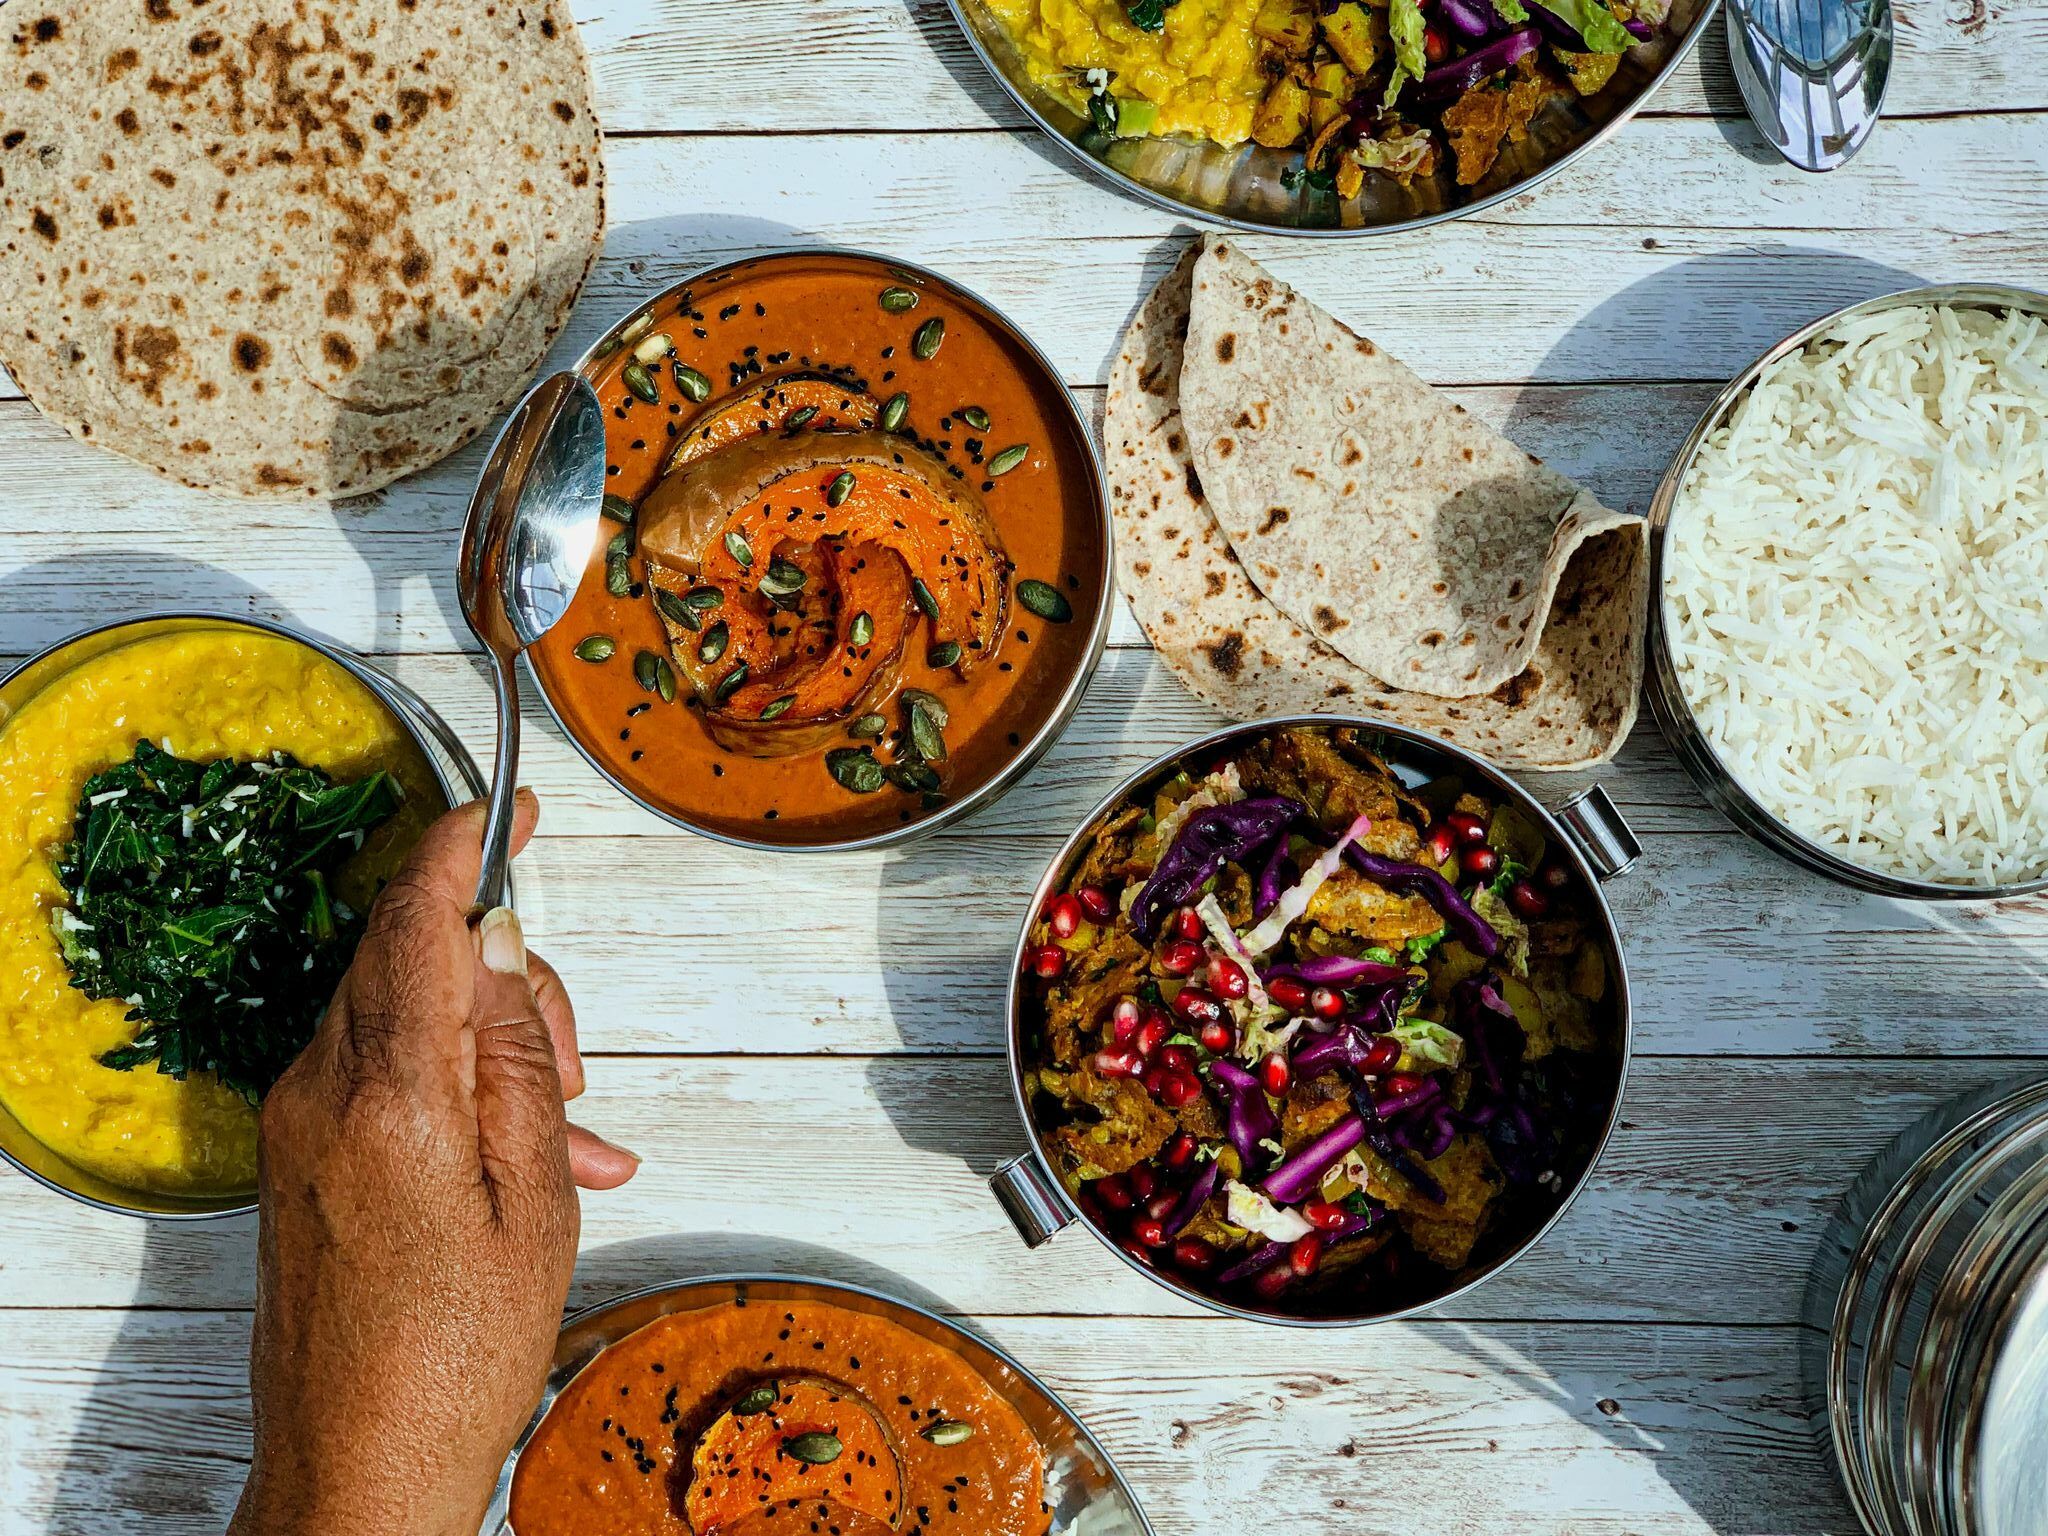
[1123,0,1180,30]
[53,741,403,1104]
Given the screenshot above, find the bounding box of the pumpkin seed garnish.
[960,405,991,432]
[684,587,725,615]
[849,611,874,647]
[633,650,661,692]
[605,558,633,598]
[928,640,963,669]
[675,363,713,403]
[784,1431,844,1466]
[632,331,675,365]
[654,588,701,631]
[698,621,730,664]
[921,1421,976,1446]
[885,758,941,794]
[900,687,950,728]
[573,635,616,663]
[784,404,819,433]
[879,392,910,433]
[654,655,678,703]
[879,286,919,313]
[607,529,633,561]
[911,578,939,622]
[618,310,655,346]
[827,747,887,795]
[593,334,622,359]
[601,493,636,525]
[621,361,659,403]
[826,471,855,507]
[725,530,754,569]
[714,662,749,704]
[760,557,807,598]
[912,317,945,360]
[987,443,1029,476]
[732,1384,779,1416]
[758,694,797,722]
[848,714,887,739]
[909,701,947,763]
[1016,578,1074,623]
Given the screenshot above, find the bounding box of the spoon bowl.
[456,372,606,911]
[1726,0,1893,171]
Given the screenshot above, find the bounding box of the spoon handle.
[474,647,522,915]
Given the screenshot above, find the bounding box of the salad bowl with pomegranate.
[996,718,1636,1324]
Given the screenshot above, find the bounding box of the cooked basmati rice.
[1665,303,2048,887]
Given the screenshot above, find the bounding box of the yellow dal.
[984,0,1267,145]
[0,629,440,1198]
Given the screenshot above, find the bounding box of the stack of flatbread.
[0,0,604,499]
[1107,237,1647,770]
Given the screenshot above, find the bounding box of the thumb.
[470,908,574,1217]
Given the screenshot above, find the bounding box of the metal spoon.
[456,371,606,913]
[1725,0,1893,171]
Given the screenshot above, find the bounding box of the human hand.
[229,790,638,1536]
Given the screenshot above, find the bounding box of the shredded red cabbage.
[1262,1113,1366,1206]
[1253,836,1294,920]
[1345,847,1501,959]
[1207,1058,1280,1177]
[1216,1238,1289,1286]
[1418,24,1540,94]
[1131,796,1303,940]
[1262,954,1408,990]
[1291,1023,1390,1083]
[1161,1158,1223,1240]
[1352,1085,1446,1204]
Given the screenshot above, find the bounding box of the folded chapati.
[1108,243,1646,771]
[0,0,604,499]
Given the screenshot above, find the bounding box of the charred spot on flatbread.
[1215,333,1235,363]
[1204,633,1246,677]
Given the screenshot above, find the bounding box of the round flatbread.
[1108,248,1645,772]
[0,0,604,498]
[1179,236,1636,700]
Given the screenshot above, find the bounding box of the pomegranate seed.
[1159,1071,1203,1109]
[1309,986,1344,1021]
[1250,1265,1293,1299]
[1535,857,1573,892]
[1045,892,1084,940]
[1076,884,1116,922]
[1131,1216,1168,1247]
[1093,1048,1145,1080]
[1422,23,1448,62]
[1126,1164,1158,1201]
[1290,1233,1325,1277]
[1445,810,1489,848]
[1026,943,1064,979]
[1362,1035,1402,1074]
[1197,1019,1235,1054]
[1158,1044,1197,1076]
[1158,938,1203,977]
[1259,1052,1292,1096]
[1460,844,1502,881]
[1134,1017,1169,1059]
[1095,1174,1134,1210]
[1171,907,1205,942]
[1267,975,1310,1013]
[1161,1131,1198,1170]
[1170,985,1224,1026]
[1383,1073,1422,1096]
[1506,878,1552,920]
[1145,1190,1178,1222]
[1206,955,1249,1001]
[1121,1240,1156,1268]
[1142,1066,1171,1100]
[1302,1201,1349,1232]
[1171,1236,1219,1271]
[1424,824,1457,866]
[1110,996,1144,1043]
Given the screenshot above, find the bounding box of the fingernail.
[478,906,527,976]
[601,1134,642,1165]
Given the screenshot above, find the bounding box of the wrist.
[230,1463,483,1536]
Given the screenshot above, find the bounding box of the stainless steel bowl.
[482,1273,1156,1535]
[1645,283,2048,902]
[988,713,1641,1326]
[0,612,490,1221]
[945,0,1716,235]
[531,246,1114,855]
[1804,1077,2048,1536]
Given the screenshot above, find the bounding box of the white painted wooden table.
[5,3,2048,1531]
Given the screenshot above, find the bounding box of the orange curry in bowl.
[530,252,1107,846]
[507,1296,1052,1536]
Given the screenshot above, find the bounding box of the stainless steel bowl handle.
[1556,785,1642,880]
[991,1155,1074,1248]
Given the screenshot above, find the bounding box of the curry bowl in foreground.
[485,1273,1155,1535]
[527,247,1113,854]
[992,715,1640,1325]
[0,613,487,1220]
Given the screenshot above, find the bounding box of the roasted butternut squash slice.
[663,370,879,476]
[685,1376,902,1535]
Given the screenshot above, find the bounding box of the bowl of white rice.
[1648,285,2048,899]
